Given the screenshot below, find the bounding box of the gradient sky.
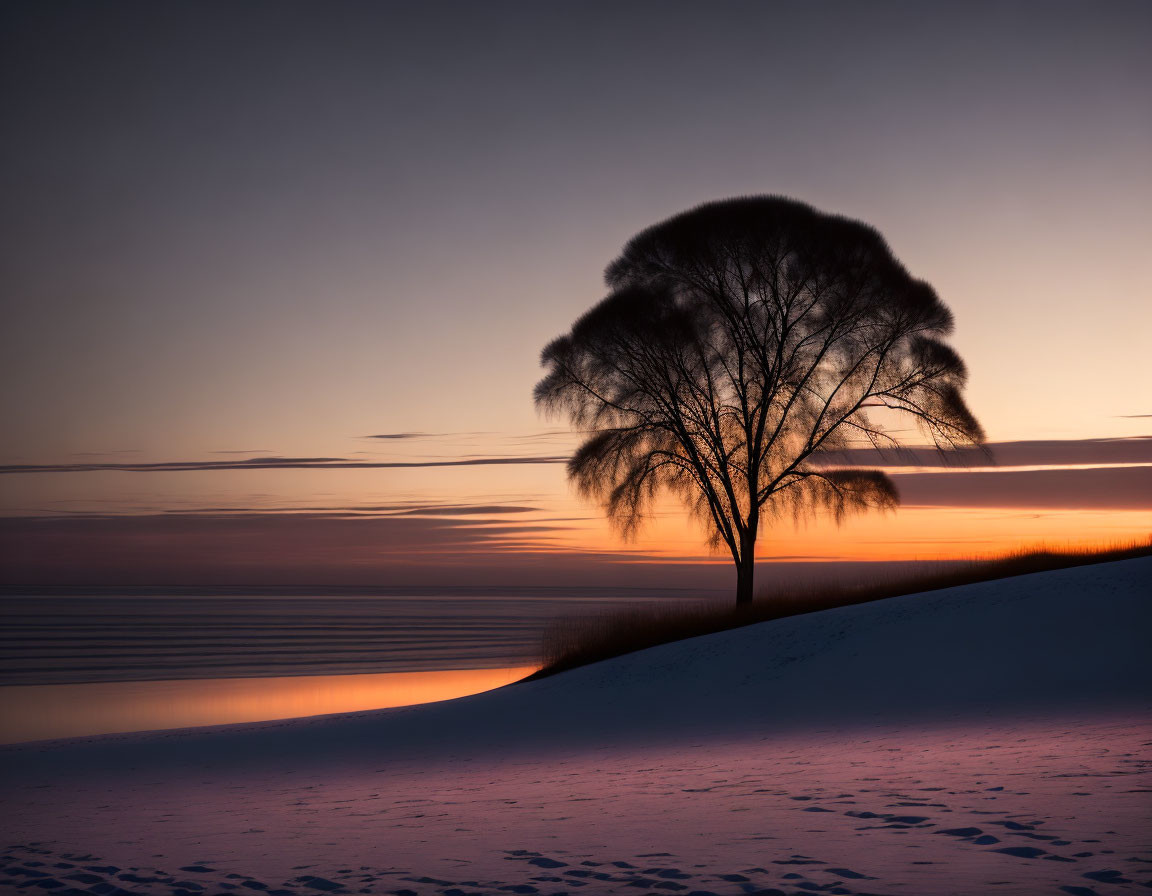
[2,1,1149,586]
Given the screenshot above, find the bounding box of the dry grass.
[529,538,1152,681]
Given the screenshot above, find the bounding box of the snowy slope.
[2,558,1150,896]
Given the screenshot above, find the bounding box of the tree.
[534,196,985,604]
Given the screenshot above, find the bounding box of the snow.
[3,558,1150,895]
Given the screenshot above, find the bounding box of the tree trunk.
[735,542,755,605]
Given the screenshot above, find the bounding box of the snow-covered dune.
[3,558,1150,895]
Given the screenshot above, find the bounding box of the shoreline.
[0,664,535,745]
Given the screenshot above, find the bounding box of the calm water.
[0,586,706,686]
[0,586,709,743]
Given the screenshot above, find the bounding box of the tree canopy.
[535,196,984,603]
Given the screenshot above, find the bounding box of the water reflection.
[0,665,535,744]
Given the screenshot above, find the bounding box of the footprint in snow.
[993,846,1046,858]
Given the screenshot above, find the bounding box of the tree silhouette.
[535,197,985,604]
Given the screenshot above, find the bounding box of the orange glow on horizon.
[538,501,1152,565]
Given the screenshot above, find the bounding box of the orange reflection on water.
[0,665,536,745]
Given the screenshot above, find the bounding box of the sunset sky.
[2,1,1149,588]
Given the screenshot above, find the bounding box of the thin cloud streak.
[156,504,540,517]
[7,436,1149,476]
[0,455,568,474]
[814,436,1152,468]
[892,465,1152,510]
